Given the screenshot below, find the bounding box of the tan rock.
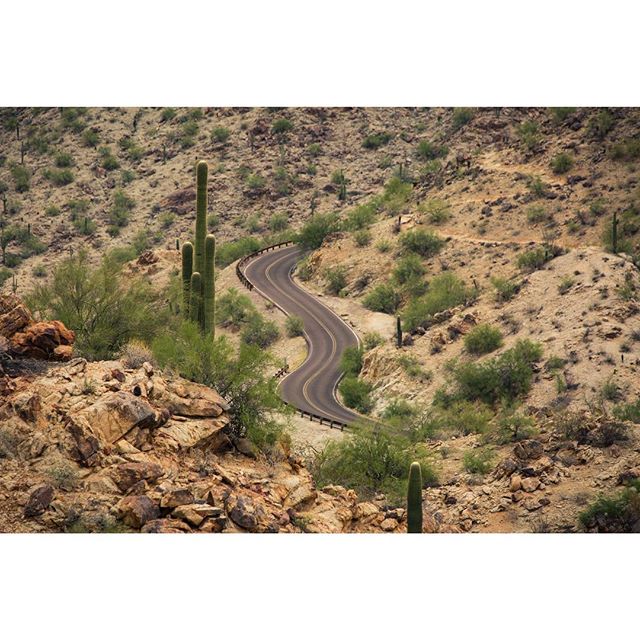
[521,477,540,493]
[160,488,194,509]
[172,503,222,527]
[156,417,229,450]
[509,475,523,492]
[380,518,399,531]
[117,495,159,528]
[141,518,192,533]
[0,294,33,338]
[111,461,164,492]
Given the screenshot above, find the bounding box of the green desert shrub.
[324,266,347,295]
[464,324,503,354]
[517,120,541,151]
[353,229,372,247]
[579,480,640,533]
[10,164,30,192]
[240,313,280,348]
[462,447,494,475]
[413,400,493,440]
[399,228,444,257]
[610,137,640,161]
[343,202,377,230]
[26,250,165,360]
[420,198,451,224]
[338,377,374,413]
[285,315,304,337]
[82,128,100,147]
[393,253,426,285]
[416,140,448,160]
[108,189,135,228]
[216,288,256,328]
[298,212,340,249]
[211,127,231,143]
[99,146,120,171]
[363,282,401,313]
[272,118,293,135]
[268,212,289,232]
[551,152,574,174]
[311,422,437,504]
[517,247,551,272]
[340,346,364,376]
[452,107,474,130]
[490,276,519,302]
[43,168,74,186]
[526,205,552,224]
[493,407,537,444]
[549,107,576,124]
[402,273,475,331]
[362,131,392,150]
[215,237,262,267]
[55,152,74,168]
[588,109,615,140]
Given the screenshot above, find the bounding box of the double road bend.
[243,245,360,426]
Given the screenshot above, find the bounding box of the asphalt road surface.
[243,245,360,426]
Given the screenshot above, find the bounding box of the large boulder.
[9,321,75,360]
[76,391,157,445]
[0,294,32,338]
[24,484,55,517]
[116,495,159,528]
[156,417,229,450]
[111,461,165,492]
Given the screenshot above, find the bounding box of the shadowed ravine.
[243,244,360,426]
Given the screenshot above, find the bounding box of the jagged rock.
[509,475,523,492]
[380,518,399,531]
[172,503,222,528]
[137,250,158,266]
[66,417,102,467]
[111,461,164,492]
[9,321,75,360]
[24,484,54,517]
[225,494,277,532]
[158,187,196,215]
[521,477,540,493]
[117,495,159,528]
[156,418,229,450]
[162,380,229,417]
[141,518,192,533]
[160,488,194,509]
[0,294,33,338]
[10,392,41,423]
[76,391,156,445]
[514,440,544,461]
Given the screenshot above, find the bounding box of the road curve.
[243,245,360,426]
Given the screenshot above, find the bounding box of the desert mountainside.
[1,107,640,533]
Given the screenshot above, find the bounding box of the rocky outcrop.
[0,294,74,361]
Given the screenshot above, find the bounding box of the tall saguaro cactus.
[407,462,423,533]
[194,160,208,276]
[181,242,194,317]
[204,233,216,336]
[179,161,216,334]
[396,316,402,349]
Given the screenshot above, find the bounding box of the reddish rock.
[0,294,33,338]
[24,484,54,517]
[9,320,75,360]
[117,495,159,528]
[141,518,192,533]
[111,461,164,492]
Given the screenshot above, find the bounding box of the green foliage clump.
[311,422,437,504]
[285,315,304,337]
[26,250,165,360]
[526,205,552,224]
[549,107,576,124]
[452,107,474,130]
[462,447,494,475]
[579,480,640,533]
[343,202,377,231]
[416,140,448,160]
[211,127,231,143]
[363,282,401,314]
[340,346,364,376]
[610,137,640,162]
[613,399,640,423]
[160,108,176,122]
[216,288,255,328]
[43,168,74,186]
[588,109,615,140]
[240,313,280,348]
[55,152,74,168]
[353,229,371,247]
[516,247,551,271]
[490,276,519,302]
[516,120,541,151]
[419,198,451,224]
[108,189,135,228]
[10,163,30,192]
[363,332,384,350]
[338,377,373,413]
[393,253,426,286]
[412,400,492,440]
[551,152,574,174]
[215,237,262,267]
[399,228,444,258]
[451,339,543,405]
[493,407,537,444]
[324,266,347,295]
[272,118,293,135]
[99,146,120,171]
[402,272,475,331]
[82,128,100,147]
[298,212,340,249]
[464,324,503,354]
[362,131,392,150]
[268,212,289,232]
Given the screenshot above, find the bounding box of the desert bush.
[610,137,640,161]
[402,272,475,331]
[451,339,543,405]
[398,354,431,382]
[381,398,417,421]
[551,152,574,174]
[517,247,551,271]
[216,288,256,328]
[240,313,280,348]
[108,189,135,228]
[527,175,549,198]
[10,163,30,192]
[399,228,444,257]
[362,131,392,150]
[413,400,492,440]
[558,275,575,294]
[44,168,74,186]
[160,108,176,122]
[353,229,372,247]
[296,257,313,281]
[343,202,377,230]
[393,253,426,285]
[272,118,293,135]
[462,447,494,475]
[285,315,304,337]
[376,239,392,253]
[99,146,120,171]
[340,346,364,376]
[380,176,413,215]
[526,205,552,224]
[311,422,438,504]
[464,324,503,354]
[338,376,374,413]
[493,407,537,443]
[490,276,520,302]
[416,140,448,160]
[215,237,262,267]
[363,332,384,350]
[420,198,451,224]
[613,399,640,423]
[579,480,640,532]
[46,462,79,491]
[82,128,100,147]
[517,120,541,151]
[55,152,74,168]
[452,107,474,130]
[363,282,401,313]
[268,212,289,232]
[588,109,615,140]
[307,143,322,157]
[120,339,156,368]
[211,127,231,143]
[549,107,576,124]
[26,250,165,360]
[298,212,340,249]
[324,266,347,295]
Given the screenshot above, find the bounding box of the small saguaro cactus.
[203,233,216,336]
[407,462,423,533]
[194,160,208,276]
[181,242,194,318]
[612,211,619,254]
[396,316,402,348]
[189,272,202,324]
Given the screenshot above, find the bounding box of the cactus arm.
[407,461,423,533]
[181,242,194,318]
[204,233,216,335]
[194,161,208,276]
[189,272,202,324]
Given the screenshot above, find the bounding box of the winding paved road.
[243,245,360,426]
